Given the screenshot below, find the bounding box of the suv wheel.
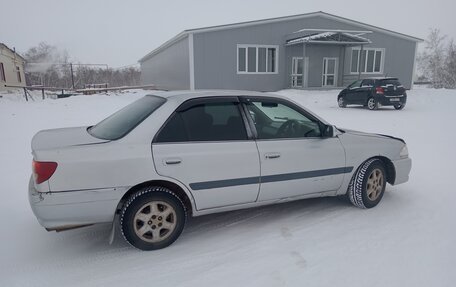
[367,97,378,110]
[120,186,187,250]
[394,103,405,110]
[338,97,347,108]
[347,159,386,209]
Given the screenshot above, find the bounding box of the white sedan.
[29,90,411,250]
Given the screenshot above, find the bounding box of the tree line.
[24,42,141,89]
[417,29,456,89]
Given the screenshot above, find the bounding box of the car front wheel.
[120,186,187,250]
[348,159,386,209]
[338,97,347,108]
[367,97,378,110]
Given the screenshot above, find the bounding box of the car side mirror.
[321,124,334,138]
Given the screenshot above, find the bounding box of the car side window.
[361,79,374,87]
[349,80,362,89]
[155,101,248,142]
[245,99,321,139]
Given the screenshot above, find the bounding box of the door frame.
[291,57,309,88]
[322,57,338,87]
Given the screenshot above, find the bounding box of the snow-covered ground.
[0,87,455,287]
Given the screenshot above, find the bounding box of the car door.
[344,80,362,103]
[242,97,347,201]
[152,97,261,210]
[354,79,374,104]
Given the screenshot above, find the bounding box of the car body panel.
[255,137,347,201]
[152,141,261,210]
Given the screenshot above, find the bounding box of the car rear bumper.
[392,157,412,185]
[28,176,127,230]
[377,94,407,106]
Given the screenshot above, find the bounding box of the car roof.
[364,77,399,80]
[146,89,280,101]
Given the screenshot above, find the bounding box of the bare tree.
[442,40,456,89]
[23,42,141,89]
[417,29,447,88]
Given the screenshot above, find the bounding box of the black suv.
[337,77,407,110]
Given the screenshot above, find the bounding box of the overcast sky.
[2,0,455,67]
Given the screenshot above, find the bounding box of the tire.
[347,159,386,209]
[120,186,187,250]
[394,103,405,110]
[338,97,347,108]
[367,97,378,110]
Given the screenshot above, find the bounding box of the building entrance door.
[322,57,338,87]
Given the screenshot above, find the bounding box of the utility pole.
[70,63,75,89]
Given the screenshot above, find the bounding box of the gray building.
[139,11,422,91]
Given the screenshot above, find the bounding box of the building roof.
[139,11,423,63]
[0,43,25,61]
[286,31,371,46]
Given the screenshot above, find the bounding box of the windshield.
[88,95,166,140]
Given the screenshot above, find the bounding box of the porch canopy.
[285,29,372,46]
[285,29,372,89]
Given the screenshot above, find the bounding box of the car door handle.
[164,158,182,165]
[265,152,281,159]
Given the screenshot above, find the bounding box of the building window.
[350,48,384,74]
[16,66,22,83]
[0,63,5,82]
[237,45,278,74]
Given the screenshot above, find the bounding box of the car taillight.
[32,160,58,184]
[376,87,384,94]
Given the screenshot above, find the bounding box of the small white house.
[0,43,26,91]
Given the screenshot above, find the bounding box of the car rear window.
[379,79,402,86]
[88,95,166,140]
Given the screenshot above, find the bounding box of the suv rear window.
[88,95,166,140]
[379,79,402,86]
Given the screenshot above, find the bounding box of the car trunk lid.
[31,126,109,151]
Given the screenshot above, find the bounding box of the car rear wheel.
[394,103,405,110]
[347,159,386,209]
[367,98,378,110]
[120,186,187,250]
[338,97,347,108]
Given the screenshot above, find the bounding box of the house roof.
[286,31,372,46]
[0,43,25,61]
[139,11,423,63]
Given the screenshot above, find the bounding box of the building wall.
[0,46,26,91]
[285,44,344,87]
[341,35,417,88]
[192,15,418,91]
[140,36,190,90]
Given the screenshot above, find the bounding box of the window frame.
[350,47,385,75]
[153,96,327,144]
[16,66,22,83]
[0,63,6,82]
[237,44,279,75]
[239,96,326,141]
[153,96,253,144]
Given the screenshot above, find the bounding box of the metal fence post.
[23,87,28,101]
